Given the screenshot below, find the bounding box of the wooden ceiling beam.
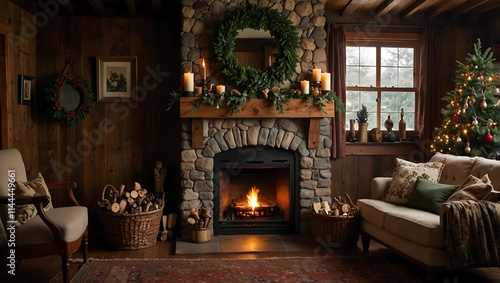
[428,0,467,19]
[125,0,136,15]
[373,0,398,18]
[86,0,105,16]
[342,0,373,17]
[151,0,162,11]
[450,0,489,19]
[400,0,427,19]
[466,1,500,21]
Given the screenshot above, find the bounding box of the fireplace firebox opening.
[214,146,299,235]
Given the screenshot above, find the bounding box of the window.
[345,35,420,132]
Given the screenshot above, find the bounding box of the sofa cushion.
[447,174,493,202]
[358,198,444,249]
[406,177,458,214]
[15,173,54,225]
[470,157,500,189]
[383,159,445,205]
[384,209,443,249]
[429,152,476,186]
[357,199,394,229]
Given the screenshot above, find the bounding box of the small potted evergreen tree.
[356,104,369,142]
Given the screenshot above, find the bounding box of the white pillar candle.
[216,85,225,95]
[183,72,194,92]
[321,73,331,91]
[312,68,321,82]
[301,80,309,94]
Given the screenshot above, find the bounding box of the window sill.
[345,142,420,156]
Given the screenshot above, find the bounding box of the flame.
[247,185,260,210]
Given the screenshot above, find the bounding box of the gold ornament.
[464,142,471,154]
[480,98,487,109]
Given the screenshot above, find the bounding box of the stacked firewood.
[98,182,163,215]
[312,193,359,218]
[187,207,212,229]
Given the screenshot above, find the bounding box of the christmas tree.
[432,39,500,158]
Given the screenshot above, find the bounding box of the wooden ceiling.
[10,0,500,21]
[325,0,500,22]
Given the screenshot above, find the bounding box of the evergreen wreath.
[46,65,93,126]
[213,4,299,92]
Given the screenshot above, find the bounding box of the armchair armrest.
[371,177,392,200]
[47,181,79,206]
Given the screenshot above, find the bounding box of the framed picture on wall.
[96,56,137,102]
[18,74,34,105]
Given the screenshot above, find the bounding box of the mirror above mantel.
[234,28,278,69]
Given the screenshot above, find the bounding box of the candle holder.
[312,81,321,89]
[202,79,207,94]
[184,91,195,97]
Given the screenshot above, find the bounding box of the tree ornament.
[485,132,494,144]
[452,113,459,123]
[454,101,460,109]
[480,97,487,109]
[465,142,471,154]
[472,117,478,126]
[478,73,483,80]
[455,133,462,143]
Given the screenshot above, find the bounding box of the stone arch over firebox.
[179,117,332,236]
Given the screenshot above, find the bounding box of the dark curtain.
[325,23,346,158]
[418,27,440,157]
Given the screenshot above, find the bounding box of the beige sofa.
[356,152,500,272]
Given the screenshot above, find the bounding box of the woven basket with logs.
[97,183,164,250]
[309,193,360,248]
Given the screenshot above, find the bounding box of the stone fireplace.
[178,0,330,237]
[179,116,333,236]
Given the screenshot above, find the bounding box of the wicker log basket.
[98,184,164,250]
[309,194,360,248]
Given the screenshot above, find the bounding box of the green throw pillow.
[406,177,458,214]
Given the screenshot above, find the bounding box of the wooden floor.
[1,237,499,283]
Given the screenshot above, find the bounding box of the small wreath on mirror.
[213,4,299,92]
[46,71,94,126]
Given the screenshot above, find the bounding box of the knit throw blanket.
[442,200,500,269]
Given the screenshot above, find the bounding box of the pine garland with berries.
[432,39,500,158]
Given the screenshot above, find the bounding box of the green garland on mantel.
[213,4,299,92]
[167,89,345,115]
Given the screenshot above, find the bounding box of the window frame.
[345,32,421,134]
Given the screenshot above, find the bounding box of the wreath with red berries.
[46,70,94,126]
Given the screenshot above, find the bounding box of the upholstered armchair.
[0,148,88,283]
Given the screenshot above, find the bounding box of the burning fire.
[247,185,260,210]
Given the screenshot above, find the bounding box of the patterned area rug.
[70,256,418,282]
